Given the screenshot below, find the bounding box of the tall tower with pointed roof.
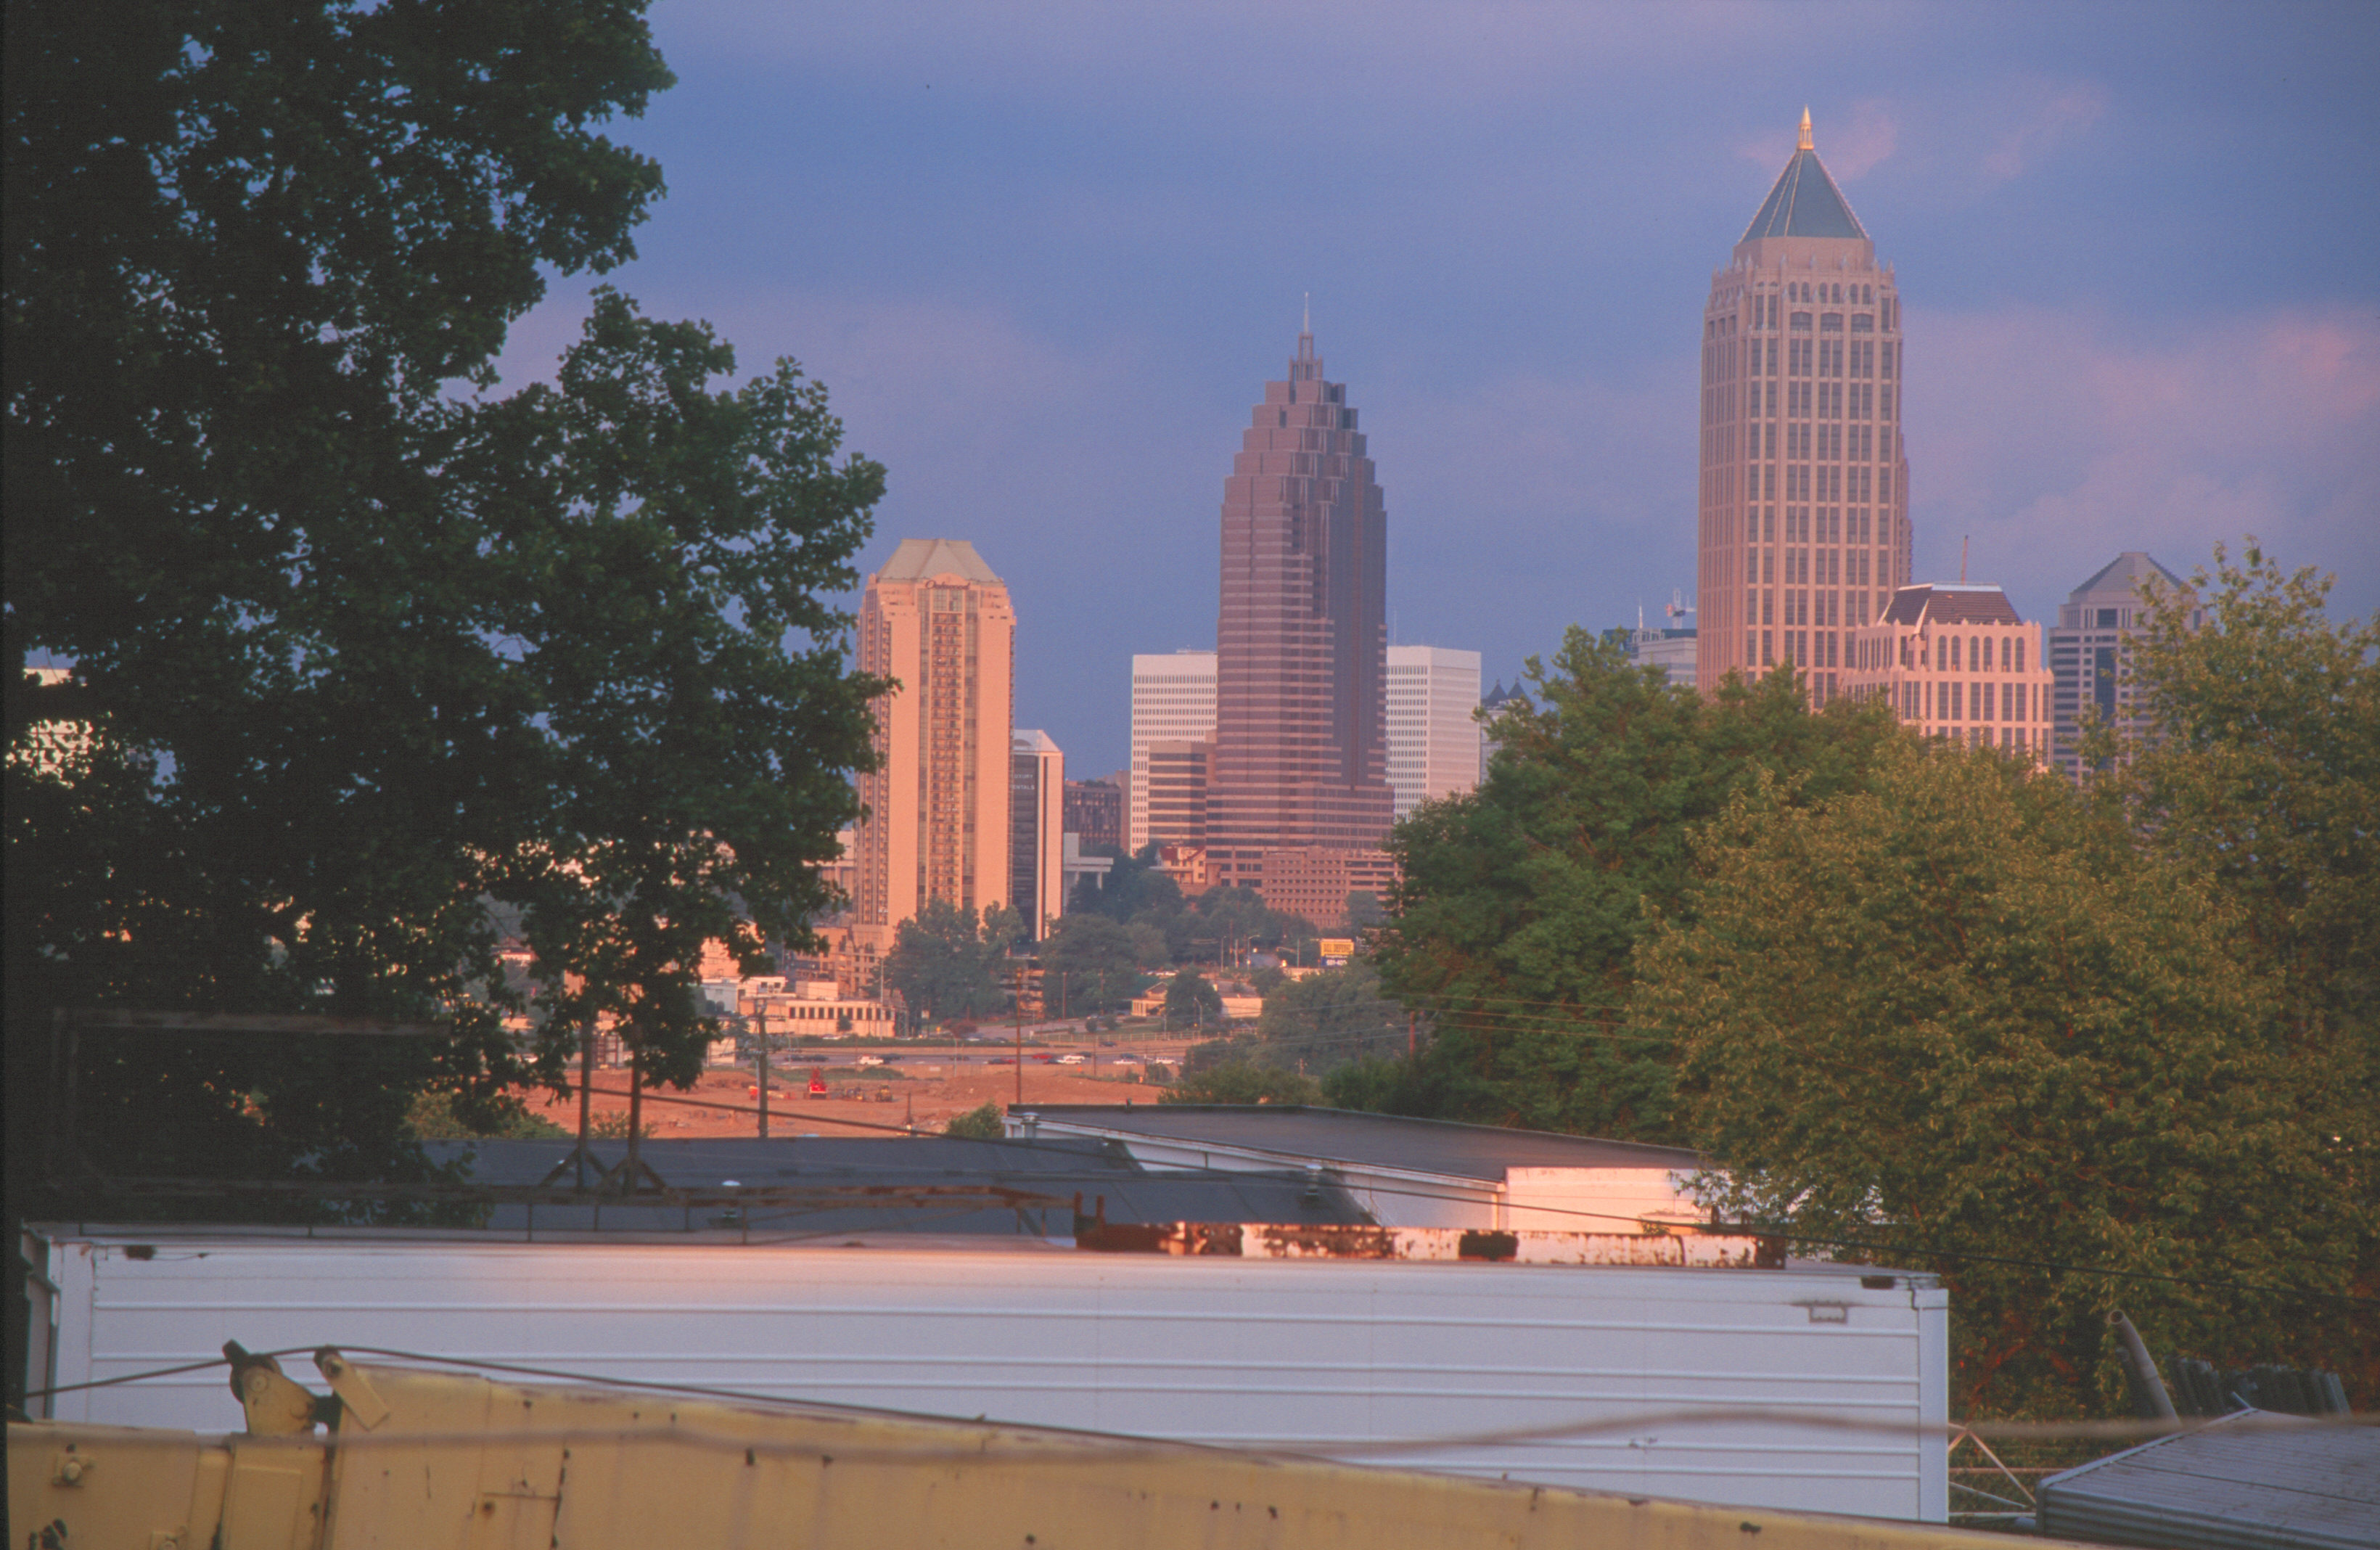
[1696,111,1912,699]
[1203,320,1393,897]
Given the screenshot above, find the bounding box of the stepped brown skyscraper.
[1697,110,1913,699]
[1204,318,1392,893]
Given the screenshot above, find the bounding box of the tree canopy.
[1366,631,1897,1140]
[881,901,1019,1025]
[4,1,885,1218]
[1038,913,1156,1015]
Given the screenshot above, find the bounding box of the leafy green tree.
[1067,845,1183,924]
[1366,630,1897,1140]
[2115,543,2377,1065]
[1160,886,1316,965]
[943,1102,1006,1141]
[1162,969,1223,1028]
[1160,1062,1323,1107]
[405,1090,570,1142]
[3,1,882,1225]
[1636,736,2371,1416]
[1257,961,1406,1073]
[1039,913,1152,1014]
[882,901,1012,1024]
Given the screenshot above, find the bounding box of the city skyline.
[481,2,2379,775]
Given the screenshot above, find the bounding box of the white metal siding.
[44,1233,1948,1520]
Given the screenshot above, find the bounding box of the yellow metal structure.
[12,1350,2048,1549]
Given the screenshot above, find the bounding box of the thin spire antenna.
[1798,107,1813,152]
[1302,292,1311,335]
[1961,536,1970,584]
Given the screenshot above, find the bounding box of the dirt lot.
[512,1060,1168,1139]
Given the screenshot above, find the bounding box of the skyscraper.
[2046,552,2197,778]
[1384,645,1482,818]
[843,539,1016,980]
[1698,110,1912,700]
[1009,729,1065,940]
[1126,649,1216,853]
[1205,319,1393,893]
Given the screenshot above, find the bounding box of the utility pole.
[756,1025,769,1140]
[1013,967,1025,1107]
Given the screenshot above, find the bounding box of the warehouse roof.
[2039,1411,2379,1549]
[427,1136,1372,1237]
[1008,1106,1705,1181]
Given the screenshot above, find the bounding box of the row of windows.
[1911,681,2040,721]
[1773,464,1888,504]
[1747,546,1884,591]
[1767,508,1880,546]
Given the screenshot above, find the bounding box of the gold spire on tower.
[1798,107,1813,152]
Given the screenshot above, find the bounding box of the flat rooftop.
[1009,1106,1707,1181]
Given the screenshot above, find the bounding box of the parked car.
[855,1055,885,1067]
[1108,1053,1142,1066]
[1055,1054,1087,1065]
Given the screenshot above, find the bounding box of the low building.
[746,980,895,1038]
[1841,583,2056,758]
[1006,1104,1710,1233]
[1256,846,1397,931]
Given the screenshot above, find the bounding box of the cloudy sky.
[492,0,2380,776]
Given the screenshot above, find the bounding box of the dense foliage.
[1361,548,2374,1416]
[1365,630,1897,1140]
[880,901,1021,1025]
[1162,969,1224,1026]
[5,1,883,1221]
[1638,737,2365,1413]
[1038,914,1159,1014]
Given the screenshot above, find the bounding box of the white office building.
[1386,645,1483,819]
[1127,650,1216,853]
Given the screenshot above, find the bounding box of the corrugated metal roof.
[2038,1412,2380,1550]
[1011,1105,1706,1180]
[425,1137,1374,1237]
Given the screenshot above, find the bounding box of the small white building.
[1006,1104,1710,1232]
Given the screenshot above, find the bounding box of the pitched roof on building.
[877,537,1002,585]
[2038,1411,2379,1550]
[2068,551,2185,603]
[1010,1105,1705,1181]
[1879,584,2024,627]
[1742,130,1868,242]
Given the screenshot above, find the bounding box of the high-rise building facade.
[846,539,1016,972]
[1384,645,1482,819]
[2047,552,2196,778]
[1144,739,1211,847]
[1841,583,2055,758]
[1699,111,1912,700]
[1009,729,1065,940]
[1127,649,1216,853]
[1205,321,1393,890]
[1062,776,1123,853]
